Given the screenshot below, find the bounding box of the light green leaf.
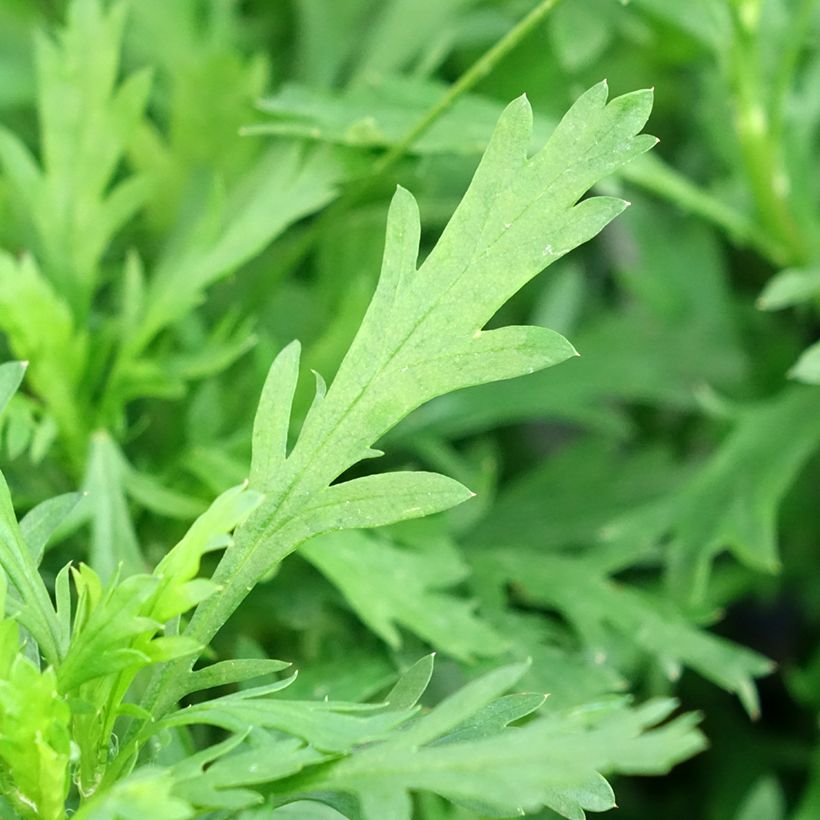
[280,677,702,820]
[397,662,530,748]
[662,387,820,601]
[392,203,746,443]
[250,340,302,489]
[789,340,820,384]
[155,483,264,584]
[122,469,207,521]
[155,694,415,755]
[480,550,773,717]
[0,253,88,460]
[254,76,532,154]
[83,432,144,581]
[758,267,820,310]
[303,531,506,661]
[281,472,472,550]
[20,492,83,564]
[0,361,26,418]
[177,658,292,701]
[145,81,657,722]
[0,470,61,664]
[72,767,193,820]
[171,736,327,813]
[58,569,160,692]
[0,621,72,820]
[434,693,547,745]
[136,144,341,349]
[383,654,435,710]
[733,777,786,820]
[549,0,614,71]
[0,0,151,311]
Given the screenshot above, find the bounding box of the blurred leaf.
[478,550,773,717]
[155,690,415,755]
[758,268,820,310]
[0,0,149,311]
[733,777,786,820]
[82,433,144,581]
[19,492,82,564]
[135,144,342,349]
[789,341,820,384]
[661,387,820,602]
[73,767,193,820]
[0,362,26,418]
[303,531,506,660]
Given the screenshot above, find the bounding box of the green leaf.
[135,144,342,349]
[122,469,207,521]
[278,672,703,820]
[0,618,72,820]
[0,470,61,664]
[789,341,820,384]
[178,658,293,701]
[161,84,656,700]
[733,777,786,820]
[72,767,193,820]
[58,569,160,692]
[19,492,83,564]
[155,693,415,755]
[499,548,773,715]
[397,662,531,748]
[250,340,302,489]
[0,253,88,460]
[757,267,820,310]
[83,432,144,581]
[171,735,327,813]
[155,483,264,585]
[0,0,150,312]
[302,531,506,661]
[433,693,547,745]
[254,77,530,154]
[383,654,435,710]
[0,361,26,418]
[279,472,472,551]
[662,387,820,602]
[391,203,746,443]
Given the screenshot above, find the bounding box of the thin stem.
[769,0,815,139]
[372,0,563,176]
[621,154,788,265]
[727,2,809,265]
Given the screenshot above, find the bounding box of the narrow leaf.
[250,340,302,489]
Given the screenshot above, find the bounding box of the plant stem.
[621,154,788,265]
[372,0,563,176]
[727,1,809,266]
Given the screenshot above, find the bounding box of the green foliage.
[0,0,819,818]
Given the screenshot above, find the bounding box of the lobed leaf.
[302,531,506,660]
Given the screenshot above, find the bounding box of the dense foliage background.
[0,0,819,817]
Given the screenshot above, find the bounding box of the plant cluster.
[0,0,818,818]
